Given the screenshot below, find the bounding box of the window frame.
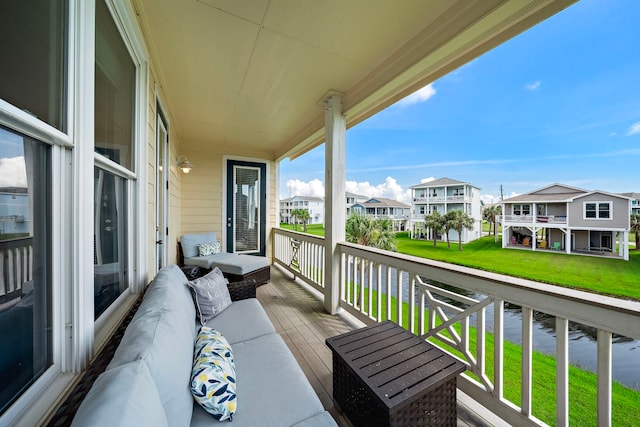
[583,201,612,220]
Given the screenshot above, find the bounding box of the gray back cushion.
[108,265,196,427]
[181,232,218,258]
[71,360,169,427]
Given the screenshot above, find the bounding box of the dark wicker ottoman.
[326,321,466,427]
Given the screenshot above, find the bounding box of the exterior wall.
[573,231,589,249]
[145,68,182,277]
[178,142,277,261]
[548,229,565,247]
[567,193,629,229]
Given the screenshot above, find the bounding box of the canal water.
[352,265,640,390]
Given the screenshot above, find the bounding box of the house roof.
[503,183,633,203]
[355,197,411,208]
[281,195,324,202]
[346,191,367,199]
[620,192,640,200]
[410,177,479,189]
[132,0,576,161]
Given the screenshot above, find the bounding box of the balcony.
[413,195,470,203]
[500,215,567,225]
[272,228,640,426]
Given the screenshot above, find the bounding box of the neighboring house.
[280,196,324,225]
[500,184,631,260]
[346,192,368,216]
[351,197,411,231]
[0,187,29,236]
[409,177,482,243]
[620,192,640,215]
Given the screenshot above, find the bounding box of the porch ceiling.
[133,0,576,160]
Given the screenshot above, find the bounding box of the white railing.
[0,237,33,305]
[273,228,324,293]
[501,214,567,224]
[413,195,469,203]
[336,242,640,427]
[272,233,640,425]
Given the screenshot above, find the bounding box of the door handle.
[156,240,163,244]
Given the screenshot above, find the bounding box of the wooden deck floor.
[258,266,496,427]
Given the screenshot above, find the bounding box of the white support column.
[323,95,346,315]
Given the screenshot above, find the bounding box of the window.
[0,1,67,131]
[94,168,128,318]
[584,202,611,219]
[94,0,138,316]
[0,126,52,416]
[513,204,531,216]
[95,0,136,170]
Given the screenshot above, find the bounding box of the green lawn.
[395,233,640,301]
[278,224,640,301]
[278,223,325,237]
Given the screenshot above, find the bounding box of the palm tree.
[443,210,455,248]
[298,209,310,232]
[483,204,502,236]
[424,211,444,247]
[290,208,302,231]
[631,213,640,250]
[446,209,475,251]
[345,213,396,251]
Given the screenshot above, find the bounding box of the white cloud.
[346,177,412,204]
[526,81,541,91]
[285,178,324,198]
[396,84,436,107]
[626,121,640,136]
[0,156,27,187]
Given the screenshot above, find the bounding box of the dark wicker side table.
[326,320,466,427]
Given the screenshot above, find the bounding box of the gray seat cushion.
[190,333,326,427]
[291,412,339,427]
[185,253,269,276]
[203,298,276,344]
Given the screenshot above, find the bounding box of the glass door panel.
[226,160,266,255]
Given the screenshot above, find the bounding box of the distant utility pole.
[500,185,504,201]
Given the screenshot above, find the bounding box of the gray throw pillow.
[186,267,231,325]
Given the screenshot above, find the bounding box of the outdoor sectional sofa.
[179,232,271,285]
[71,264,337,427]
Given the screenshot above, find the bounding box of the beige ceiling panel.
[178,117,228,147]
[263,0,452,68]
[231,28,366,136]
[137,0,260,125]
[197,0,270,24]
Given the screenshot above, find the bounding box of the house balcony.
[500,214,567,225]
[413,195,470,204]
[271,228,640,427]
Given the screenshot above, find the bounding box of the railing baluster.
[556,317,569,427]
[597,329,612,427]
[386,266,391,321]
[367,261,373,317]
[376,263,382,322]
[396,269,403,326]
[409,274,416,334]
[494,299,504,399]
[522,306,533,416]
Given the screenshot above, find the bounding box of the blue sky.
[279,0,640,204]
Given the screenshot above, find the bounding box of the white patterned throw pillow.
[198,241,221,256]
[191,327,237,421]
[186,267,231,324]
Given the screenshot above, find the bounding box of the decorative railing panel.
[273,228,324,293]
